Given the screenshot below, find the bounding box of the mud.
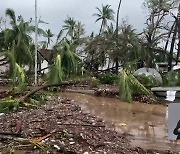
[59,92,180,152]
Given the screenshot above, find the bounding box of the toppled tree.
[119,70,153,103]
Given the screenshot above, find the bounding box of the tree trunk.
[168,22,177,71]
[115,0,122,74]
[99,21,104,35]
[176,41,180,65]
[115,57,119,74]
[176,6,180,65]
[116,0,122,37]
[164,21,176,52]
[19,81,77,102]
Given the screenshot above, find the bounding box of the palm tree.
[57,17,85,45]
[93,4,115,34]
[54,39,81,77]
[116,0,122,36]
[46,29,54,47]
[4,9,33,67]
[114,0,122,73]
[4,8,46,67]
[73,21,85,43]
[44,29,54,48]
[63,16,76,40]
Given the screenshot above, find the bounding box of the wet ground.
[59,92,180,152]
[0,95,173,154]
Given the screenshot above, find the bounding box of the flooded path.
[59,92,180,152]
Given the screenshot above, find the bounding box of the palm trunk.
[116,0,122,37]
[99,21,103,35]
[115,0,122,74]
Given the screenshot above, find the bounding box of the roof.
[38,49,53,61]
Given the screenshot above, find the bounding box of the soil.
[0,96,177,154]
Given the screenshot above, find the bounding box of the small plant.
[90,77,100,88]
[0,99,19,112]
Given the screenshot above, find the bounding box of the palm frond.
[48,54,63,84]
[3,52,26,93]
[119,70,153,103]
[119,70,132,102]
[5,8,16,27]
[12,63,26,93]
[128,73,153,96]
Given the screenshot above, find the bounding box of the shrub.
[163,71,180,86]
[98,72,119,85]
[135,73,160,88]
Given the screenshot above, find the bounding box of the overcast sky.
[1,0,147,36]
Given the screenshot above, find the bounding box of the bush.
[135,73,160,88]
[98,72,119,85]
[163,71,180,86]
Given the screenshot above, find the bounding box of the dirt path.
[0,96,177,154]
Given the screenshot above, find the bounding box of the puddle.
[59,92,180,151]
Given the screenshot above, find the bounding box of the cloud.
[0,0,146,45]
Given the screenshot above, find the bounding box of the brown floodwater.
[59,92,180,152]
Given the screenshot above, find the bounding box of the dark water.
[59,92,180,151]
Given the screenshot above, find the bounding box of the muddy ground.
[0,95,177,154]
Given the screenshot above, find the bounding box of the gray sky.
[1,0,147,36]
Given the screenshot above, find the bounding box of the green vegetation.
[135,74,160,88]
[119,70,153,103]
[163,71,180,86]
[98,72,119,85]
[48,54,63,84]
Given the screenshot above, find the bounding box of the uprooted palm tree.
[119,70,153,103]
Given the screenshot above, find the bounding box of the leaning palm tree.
[119,70,153,103]
[93,4,115,34]
[4,9,33,66]
[4,9,45,67]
